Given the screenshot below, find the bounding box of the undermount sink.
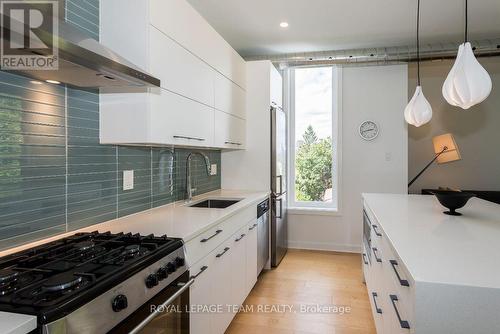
[188,199,241,209]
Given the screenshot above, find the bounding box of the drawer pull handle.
[248,223,258,231]
[362,253,369,265]
[372,292,382,314]
[200,229,223,243]
[372,247,382,263]
[372,224,382,237]
[190,266,208,279]
[390,260,410,287]
[224,141,242,146]
[173,135,206,141]
[235,233,246,242]
[216,247,230,258]
[390,294,410,329]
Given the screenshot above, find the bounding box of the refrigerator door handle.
[275,198,283,219]
[276,175,283,195]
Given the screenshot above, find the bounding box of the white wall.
[288,64,408,252]
[408,58,500,193]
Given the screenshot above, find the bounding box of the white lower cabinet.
[189,213,259,334]
[189,256,214,334]
[245,219,258,294]
[230,226,248,309]
[364,206,414,334]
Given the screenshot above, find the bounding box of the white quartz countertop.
[363,193,500,289]
[1,189,270,257]
[0,312,37,334]
[74,189,269,241]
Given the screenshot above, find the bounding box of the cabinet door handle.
[235,233,246,242]
[224,141,242,146]
[389,260,410,287]
[216,247,230,258]
[372,247,382,263]
[200,229,223,243]
[173,135,206,141]
[362,253,369,265]
[190,266,208,279]
[248,223,258,231]
[390,294,410,329]
[372,224,382,237]
[371,292,382,314]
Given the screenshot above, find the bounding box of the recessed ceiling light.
[46,79,61,84]
[280,22,289,28]
[30,80,43,85]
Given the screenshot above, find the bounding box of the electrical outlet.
[385,152,392,162]
[123,170,134,190]
[210,164,217,176]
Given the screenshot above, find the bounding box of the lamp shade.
[432,133,461,163]
[442,42,492,109]
[404,86,433,127]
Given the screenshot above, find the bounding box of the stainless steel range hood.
[0,9,160,90]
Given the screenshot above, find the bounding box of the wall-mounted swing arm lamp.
[408,133,461,188]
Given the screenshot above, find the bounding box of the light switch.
[210,164,217,176]
[123,170,134,190]
[385,152,392,162]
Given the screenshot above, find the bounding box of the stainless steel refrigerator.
[270,105,288,267]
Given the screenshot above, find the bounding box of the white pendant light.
[442,0,492,109]
[405,0,432,127]
[405,86,433,127]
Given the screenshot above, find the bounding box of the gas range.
[0,231,188,333]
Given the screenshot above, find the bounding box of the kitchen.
[0,0,499,333]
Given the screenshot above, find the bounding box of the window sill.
[288,207,341,217]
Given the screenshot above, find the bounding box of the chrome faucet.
[185,151,211,202]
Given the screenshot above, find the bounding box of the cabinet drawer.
[185,206,255,266]
[214,110,246,149]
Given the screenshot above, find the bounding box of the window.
[288,66,340,211]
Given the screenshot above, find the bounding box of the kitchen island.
[362,193,500,334]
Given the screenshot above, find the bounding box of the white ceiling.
[186,0,500,58]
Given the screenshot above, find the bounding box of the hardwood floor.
[225,249,376,334]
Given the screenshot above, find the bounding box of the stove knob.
[175,257,185,267]
[112,294,128,312]
[145,273,159,288]
[166,262,177,274]
[157,267,168,281]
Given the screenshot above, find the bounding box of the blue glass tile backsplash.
[0,0,221,250]
[0,72,221,250]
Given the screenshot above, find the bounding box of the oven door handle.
[129,278,195,334]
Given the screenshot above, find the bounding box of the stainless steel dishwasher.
[257,199,270,274]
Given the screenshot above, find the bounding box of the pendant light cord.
[417,0,421,86]
[464,0,468,43]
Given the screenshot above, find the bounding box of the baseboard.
[288,240,361,253]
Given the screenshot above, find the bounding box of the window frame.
[286,66,342,213]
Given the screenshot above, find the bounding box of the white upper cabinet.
[150,0,246,89]
[149,26,214,107]
[150,89,215,147]
[214,71,246,119]
[214,111,246,149]
[99,0,246,150]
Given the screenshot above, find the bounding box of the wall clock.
[359,120,379,141]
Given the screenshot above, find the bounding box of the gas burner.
[0,269,19,283]
[42,272,83,292]
[123,244,141,257]
[74,240,95,252]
